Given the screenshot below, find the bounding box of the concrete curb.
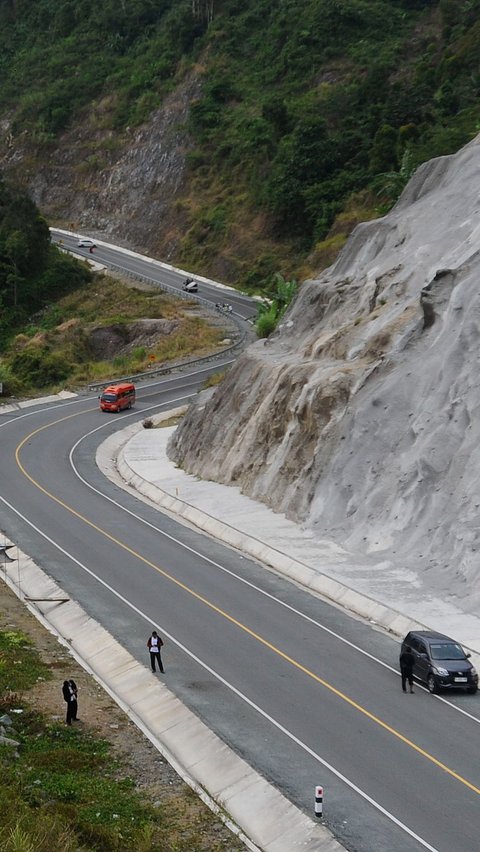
[0,541,343,852]
[115,421,427,643]
[0,390,77,413]
[111,417,480,673]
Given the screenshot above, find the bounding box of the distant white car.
[77,238,96,248]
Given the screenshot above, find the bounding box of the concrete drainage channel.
[0,540,345,852]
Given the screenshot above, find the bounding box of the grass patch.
[0,711,162,851]
[0,631,51,694]
[0,623,244,852]
[0,274,228,398]
[152,414,185,428]
[202,371,227,390]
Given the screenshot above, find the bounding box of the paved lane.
[2,377,480,851]
[50,229,257,320]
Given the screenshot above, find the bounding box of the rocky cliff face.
[0,71,202,261]
[170,135,480,608]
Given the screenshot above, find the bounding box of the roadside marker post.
[315,785,323,818]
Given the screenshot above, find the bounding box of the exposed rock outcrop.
[169,135,480,607]
[87,319,178,359]
[0,71,202,259]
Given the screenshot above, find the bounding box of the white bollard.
[315,785,323,818]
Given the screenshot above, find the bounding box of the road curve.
[50,228,258,321]
[2,249,480,849]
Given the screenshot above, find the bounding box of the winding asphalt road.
[51,229,257,320]
[2,240,480,851]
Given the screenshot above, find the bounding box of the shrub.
[10,348,73,387]
[255,273,297,337]
[0,362,22,397]
[256,307,278,338]
[202,371,226,388]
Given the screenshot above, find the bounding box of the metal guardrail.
[88,344,243,391]
[88,264,254,391]
[106,261,241,313]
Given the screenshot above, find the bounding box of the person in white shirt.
[147,630,164,673]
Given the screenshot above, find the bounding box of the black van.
[401,631,478,694]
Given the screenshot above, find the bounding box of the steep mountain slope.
[170,134,480,609]
[2,1,480,289]
[24,70,203,257]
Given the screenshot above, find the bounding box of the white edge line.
[2,375,480,736]
[68,399,480,729]
[2,377,479,728]
[0,490,439,852]
[50,228,241,293]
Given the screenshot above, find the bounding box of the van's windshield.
[430,643,465,660]
[101,393,117,402]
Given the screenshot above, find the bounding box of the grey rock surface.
[0,734,20,747]
[170,134,480,610]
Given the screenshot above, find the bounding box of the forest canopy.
[1,1,480,288]
[0,178,91,339]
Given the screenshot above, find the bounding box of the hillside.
[0,176,91,342]
[169,134,480,611]
[0,177,232,397]
[0,270,229,398]
[2,1,480,291]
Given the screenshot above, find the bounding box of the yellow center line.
[15,414,480,797]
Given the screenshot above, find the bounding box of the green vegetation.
[0,0,203,137]
[0,627,242,852]
[0,630,51,694]
[202,371,227,389]
[184,0,480,272]
[0,274,227,397]
[255,274,297,338]
[0,177,91,341]
[2,2,480,291]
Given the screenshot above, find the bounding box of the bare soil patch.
[87,318,179,359]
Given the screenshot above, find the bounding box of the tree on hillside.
[372,148,416,209]
[0,177,91,338]
[256,273,297,338]
[192,0,214,24]
[3,230,28,307]
[0,179,50,313]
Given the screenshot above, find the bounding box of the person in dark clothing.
[63,679,79,724]
[69,680,78,719]
[400,647,415,693]
[147,630,164,673]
